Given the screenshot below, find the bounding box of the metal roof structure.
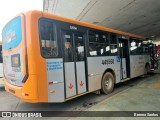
[43,0,160,39]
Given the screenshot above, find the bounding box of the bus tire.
[145,64,150,75]
[101,72,114,94]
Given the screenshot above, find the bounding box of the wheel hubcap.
[105,77,112,89]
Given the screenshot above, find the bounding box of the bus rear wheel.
[101,72,114,94]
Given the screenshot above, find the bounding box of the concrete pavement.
[72,74,160,120]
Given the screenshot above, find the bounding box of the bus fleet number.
[102,59,114,65]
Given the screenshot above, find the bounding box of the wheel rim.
[104,76,112,90]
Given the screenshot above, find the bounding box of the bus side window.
[89,30,110,56]
[141,41,149,55]
[144,46,149,55]
[101,34,110,56]
[130,39,138,55]
[75,35,84,61]
[137,41,143,55]
[63,33,73,62]
[110,34,118,55]
[39,19,58,58]
[89,31,98,56]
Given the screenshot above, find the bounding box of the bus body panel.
[4,79,22,98]
[4,74,38,102]
[130,55,150,78]
[3,13,39,102]
[46,58,65,102]
[121,58,127,79]
[87,56,121,92]
[76,61,87,94]
[2,15,26,87]
[64,62,77,98]
[3,48,24,86]
[3,11,49,102]
[28,11,48,102]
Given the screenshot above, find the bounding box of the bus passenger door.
[62,31,87,98]
[119,39,130,79]
[74,34,87,95]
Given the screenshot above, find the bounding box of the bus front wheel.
[101,72,114,94]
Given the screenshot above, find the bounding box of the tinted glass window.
[141,40,149,55]
[130,39,148,55]
[110,34,118,55]
[143,46,149,55]
[89,30,110,56]
[137,40,143,55]
[39,19,58,58]
[63,33,73,62]
[75,34,84,61]
[89,31,98,56]
[130,38,138,55]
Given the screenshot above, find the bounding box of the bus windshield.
[2,16,22,50]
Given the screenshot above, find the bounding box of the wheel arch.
[145,62,151,74]
[101,68,116,84]
[145,62,150,69]
[145,62,150,66]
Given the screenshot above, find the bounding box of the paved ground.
[72,74,160,120]
[0,74,159,120]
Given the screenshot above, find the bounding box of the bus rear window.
[2,16,22,50]
[39,19,58,58]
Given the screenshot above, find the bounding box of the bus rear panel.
[2,15,31,101]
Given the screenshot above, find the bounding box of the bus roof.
[41,11,146,39]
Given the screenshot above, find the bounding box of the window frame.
[38,18,58,58]
[110,33,118,56]
[74,34,85,61]
[141,40,150,55]
[88,29,111,57]
[63,32,74,62]
[130,38,139,55]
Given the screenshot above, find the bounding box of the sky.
[0,0,43,40]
